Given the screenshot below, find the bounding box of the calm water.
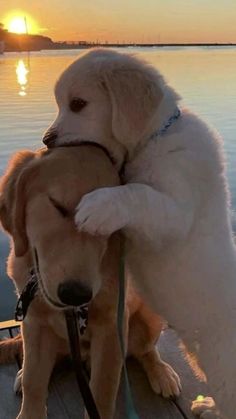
[0,47,236,320]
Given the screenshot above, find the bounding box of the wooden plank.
[115,358,184,418]
[158,329,209,418]
[0,361,76,419]
[0,364,21,418]
[48,360,84,419]
[49,357,183,418]
[0,319,21,331]
[0,329,199,418]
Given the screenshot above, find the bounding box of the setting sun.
[8,17,27,34]
[3,12,39,35]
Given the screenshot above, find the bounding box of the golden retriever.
[0,145,181,419]
[43,48,236,418]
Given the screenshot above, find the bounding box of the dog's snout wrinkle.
[43,131,58,148]
[58,280,92,306]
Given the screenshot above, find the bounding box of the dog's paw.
[191,396,219,418]
[75,187,129,236]
[148,360,182,398]
[14,369,23,395]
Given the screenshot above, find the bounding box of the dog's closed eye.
[49,197,69,218]
[70,97,88,113]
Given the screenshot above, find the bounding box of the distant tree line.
[0,23,55,51]
[0,23,8,39]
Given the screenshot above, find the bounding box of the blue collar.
[149,107,181,141]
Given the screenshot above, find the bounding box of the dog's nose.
[58,281,92,306]
[43,131,58,148]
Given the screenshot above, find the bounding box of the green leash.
[117,240,140,419]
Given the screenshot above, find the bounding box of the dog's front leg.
[17,321,57,419]
[86,322,124,419]
[75,183,193,244]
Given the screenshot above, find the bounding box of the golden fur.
[0,334,23,364]
[0,146,181,419]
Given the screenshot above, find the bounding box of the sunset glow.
[3,12,39,35]
[16,60,29,96]
[1,2,236,43]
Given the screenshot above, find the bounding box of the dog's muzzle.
[43,130,58,147]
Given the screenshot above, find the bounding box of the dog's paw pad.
[149,361,182,398]
[191,396,219,418]
[14,369,23,395]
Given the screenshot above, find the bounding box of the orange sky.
[1,0,236,43]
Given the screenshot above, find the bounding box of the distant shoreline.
[7,43,236,53]
[1,27,235,53]
[55,42,236,48]
[2,42,236,53]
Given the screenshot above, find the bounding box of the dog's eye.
[49,197,69,218]
[70,98,87,113]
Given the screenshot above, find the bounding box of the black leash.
[65,309,101,419]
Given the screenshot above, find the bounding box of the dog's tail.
[0,334,23,364]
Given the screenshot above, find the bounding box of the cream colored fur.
[44,49,236,418]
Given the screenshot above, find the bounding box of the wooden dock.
[0,328,208,418]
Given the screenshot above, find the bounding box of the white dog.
[43,49,236,418]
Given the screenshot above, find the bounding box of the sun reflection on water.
[16,59,29,96]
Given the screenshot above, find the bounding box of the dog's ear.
[102,61,163,150]
[0,151,35,256]
[0,198,9,233]
[12,166,33,257]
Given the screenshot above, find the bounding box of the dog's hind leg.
[0,333,23,365]
[128,304,181,398]
[137,347,182,398]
